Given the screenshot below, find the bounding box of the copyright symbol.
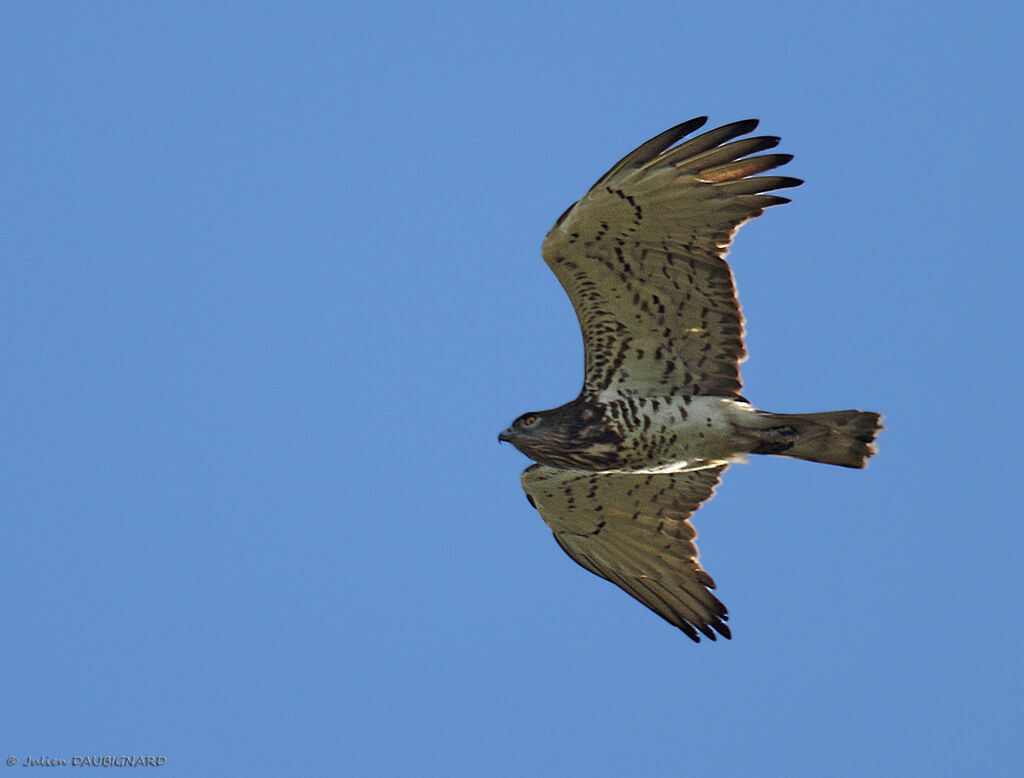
[6,757,17,766]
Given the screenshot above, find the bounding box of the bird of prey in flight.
[499,117,881,642]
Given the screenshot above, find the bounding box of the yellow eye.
[522,415,538,426]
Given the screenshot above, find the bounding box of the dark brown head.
[498,399,622,470]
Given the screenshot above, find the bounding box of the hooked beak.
[498,427,515,443]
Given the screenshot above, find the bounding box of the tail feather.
[749,410,883,468]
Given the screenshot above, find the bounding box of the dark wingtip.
[676,116,709,134]
[680,619,732,643]
[680,623,701,643]
[733,118,760,134]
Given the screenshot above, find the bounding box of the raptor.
[499,117,882,642]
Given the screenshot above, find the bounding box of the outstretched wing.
[521,463,730,642]
[542,118,800,399]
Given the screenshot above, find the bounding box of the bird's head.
[499,401,620,468]
[498,410,553,454]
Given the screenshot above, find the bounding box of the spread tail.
[747,410,883,468]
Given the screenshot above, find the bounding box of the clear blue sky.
[3,2,1022,776]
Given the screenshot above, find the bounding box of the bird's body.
[596,393,744,468]
[500,117,882,642]
[514,394,762,471]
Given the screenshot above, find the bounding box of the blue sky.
[2,2,1022,776]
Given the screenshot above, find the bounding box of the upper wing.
[521,463,730,642]
[542,118,800,399]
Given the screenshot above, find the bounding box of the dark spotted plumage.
[522,463,731,642]
[500,118,882,641]
[547,118,799,401]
